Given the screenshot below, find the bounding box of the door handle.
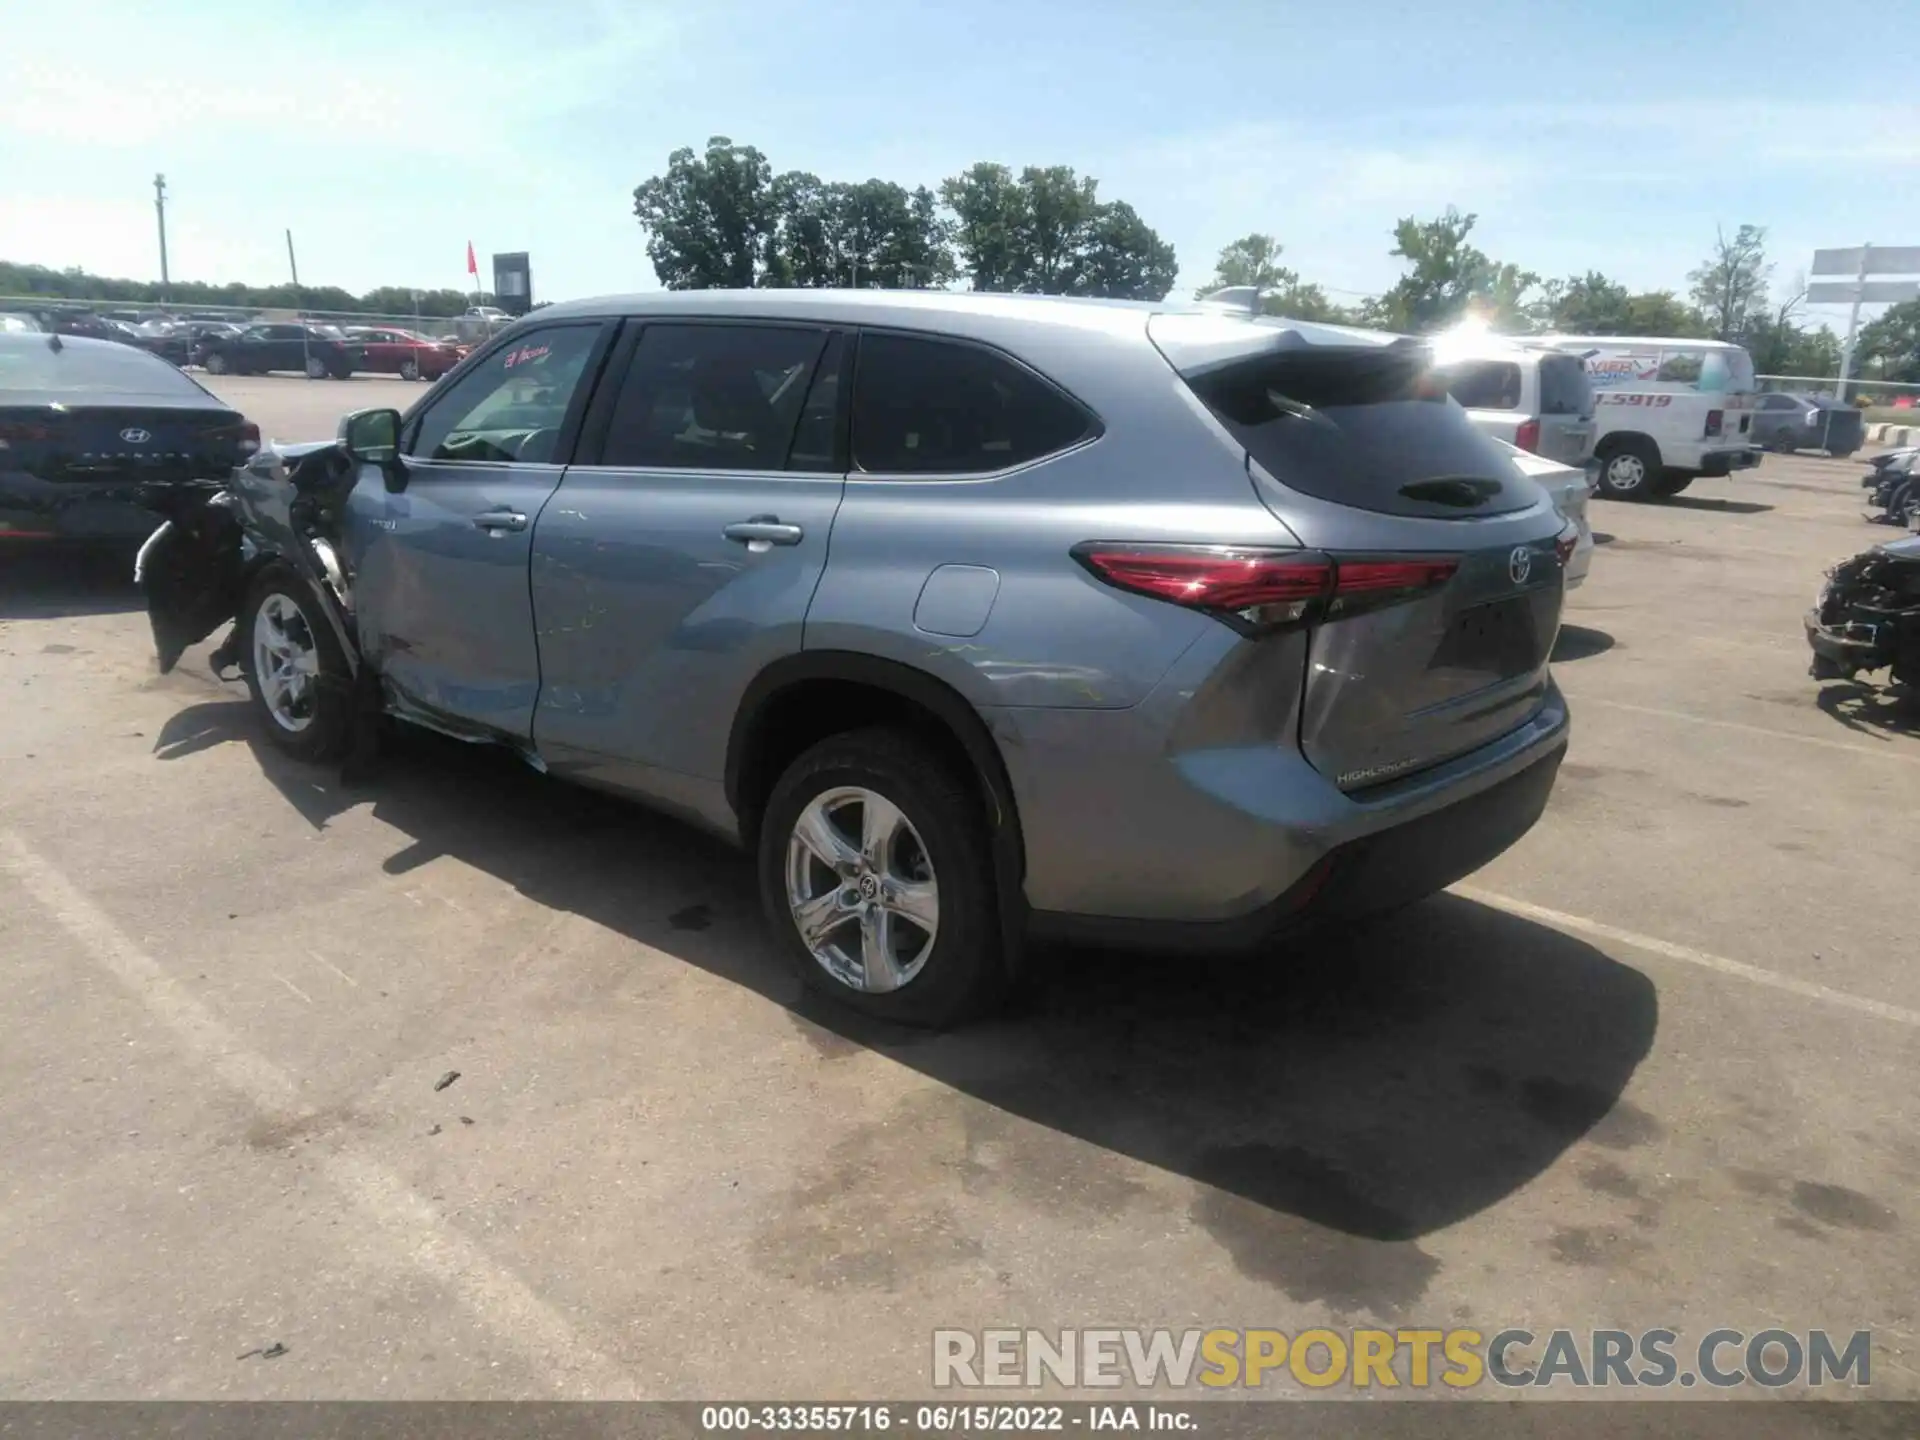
[723,517,804,548]
[472,510,529,533]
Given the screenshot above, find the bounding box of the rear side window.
[1537,354,1592,416]
[1437,360,1522,411]
[598,323,829,471]
[1183,343,1538,518]
[851,333,1094,475]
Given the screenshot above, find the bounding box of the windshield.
[0,336,210,396]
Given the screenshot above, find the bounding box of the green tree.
[940,163,1177,299]
[1073,199,1178,301]
[1686,223,1772,342]
[632,135,778,289]
[1194,233,1348,322]
[940,163,1030,293]
[765,175,954,289]
[1531,271,1707,337]
[1362,208,1537,333]
[1856,298,1920,382]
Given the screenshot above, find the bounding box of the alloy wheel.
[251,592,320,733]
[784,786,939,993]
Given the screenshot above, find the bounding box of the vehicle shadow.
[1592,531,1616,546]
[1662,496,1774,515]
[0,546,145,620]
[1815,682,1920,740]
[1551,624,1616,663]
[156,698,1662,1260]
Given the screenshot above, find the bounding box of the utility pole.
[153,174,170,301]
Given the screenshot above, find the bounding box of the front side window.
[598,323,829,471]
[1437,360,1522,412]
[851,333,1094,475]
[408,324,602,464]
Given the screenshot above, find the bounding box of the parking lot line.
[0,829,644,1399]
[1576,697,1920,764]
[1457,884,1920,1027]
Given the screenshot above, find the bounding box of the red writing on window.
[504,343,551,370]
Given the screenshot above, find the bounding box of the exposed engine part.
[1806,536,1920,687]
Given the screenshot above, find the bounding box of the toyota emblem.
[119,427,151,444]
[1508,546,1533,585]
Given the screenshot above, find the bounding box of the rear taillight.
[1555,523,1579,568]
[202,420,261,455]
[1705,409,1724,437]
[1514,418,1541,454]
[0,420,54,448]
[1072,544,1457,632]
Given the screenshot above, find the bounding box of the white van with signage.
[1539,336,1762,501]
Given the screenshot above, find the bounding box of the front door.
[346,319,612,741]
[528,320,848,800]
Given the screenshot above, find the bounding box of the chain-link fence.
[0,295,516,346]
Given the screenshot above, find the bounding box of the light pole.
[153,174,170,301]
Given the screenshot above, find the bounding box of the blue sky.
[4,0,1918,327]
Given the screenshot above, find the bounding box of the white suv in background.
[1433,332,1599,470]
[1434,332,1596,589]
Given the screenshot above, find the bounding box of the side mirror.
[339,407,405,491]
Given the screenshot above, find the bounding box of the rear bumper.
[1,478,167,543]
[1698,447,1762,477]
[1009,679,1570,951]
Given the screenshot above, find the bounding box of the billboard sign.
[492,252,533,316]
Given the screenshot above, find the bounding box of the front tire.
[239,565,352,762]
[400,358,421,382]
[205,352,229,376]
[304,356,328,380]
[758,728,1005,1028]
[1594,436,1662,501]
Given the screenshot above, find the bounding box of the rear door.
[528,319,848,793]
[1533,351,1596,465]
[1171,332,1567,789]
[346,319,613,740]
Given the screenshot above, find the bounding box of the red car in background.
[347,327,464,381]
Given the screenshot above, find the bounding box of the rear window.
[1437,360,1522,411]
[1537,353,1592,416]
[0,336,208,397]
[1183,343,1539,518]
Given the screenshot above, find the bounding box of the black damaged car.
[0,332,259,545]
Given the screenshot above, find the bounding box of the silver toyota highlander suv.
[141,289,1575,1027]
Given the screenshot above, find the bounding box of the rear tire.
[205,352,229,376]
[400,358,421,382]
[1594,436,1662,501]
[239,565,353,763]
[758,728,1005,1029]
[1767,431,1799,454]
[305,356,328,380]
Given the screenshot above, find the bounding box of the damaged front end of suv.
[135,435,377,763]
[1806,535,1920,689]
